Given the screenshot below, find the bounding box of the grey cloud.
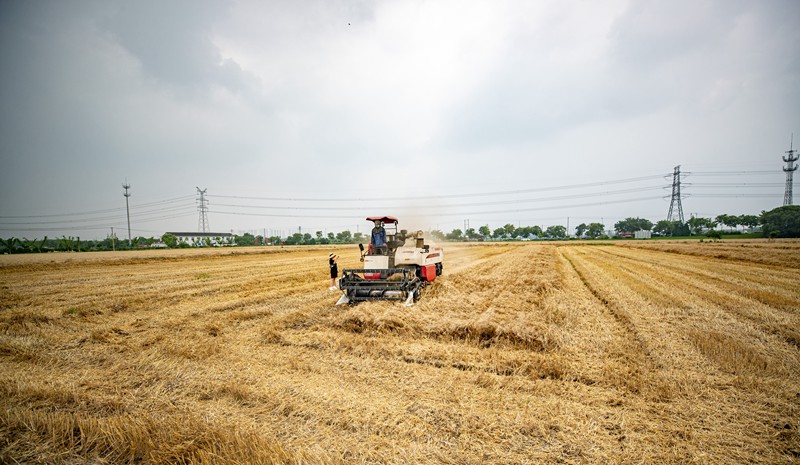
[103,0,251,94]
[441,0,799,153]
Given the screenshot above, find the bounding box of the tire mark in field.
[557,248,661,380]
[441,244,518,276]
[560,246,779,396]
[2,258,315,314]
[605,246,800,306]
[573,247,800,379]
[597,245,798,305]
[589,247,800,349]
[619,241,800,269]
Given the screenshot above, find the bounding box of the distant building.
[165,232,235,246]
[634,230,652,239]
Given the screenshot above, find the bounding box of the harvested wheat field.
[1,240,799,464]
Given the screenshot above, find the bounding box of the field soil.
[1,240,799,464]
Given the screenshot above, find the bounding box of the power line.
[0,204,197,225]
[210,195,668,219]
[685,170,778,176]
[689,182,784,187]
[687,194,779,198]
[0,195,195,219]
[210,185,667,212]
[208,174,669,202]
[0,212,197,232]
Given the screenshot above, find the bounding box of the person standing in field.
[328,253,339,290]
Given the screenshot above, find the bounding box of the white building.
[165,232,235,246]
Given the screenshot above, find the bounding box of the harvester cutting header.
[336,216,444,306]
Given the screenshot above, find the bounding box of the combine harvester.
[336,216,444,306]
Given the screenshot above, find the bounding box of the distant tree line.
[2,207,798,254]
[246,230,367,246]
[0,235,165,254]
[432,206,798,242]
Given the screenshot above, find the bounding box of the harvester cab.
[336,216,444,306]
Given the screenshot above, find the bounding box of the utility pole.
[110,227,116,252]
[784,134,798,206]
[667,165,685,223]
[122,181,132,247]
[196,187,209,233]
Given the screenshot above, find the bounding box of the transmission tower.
[666,165,685,223]
[783,134,798,206]
[196,187,210,233]
[122,181,132,247]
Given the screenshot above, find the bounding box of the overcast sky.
[1,0,798,239]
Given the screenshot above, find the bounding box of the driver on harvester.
[370,220,386,255]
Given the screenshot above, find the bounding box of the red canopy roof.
[366,216,398,224]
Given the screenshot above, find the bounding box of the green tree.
[24,236,48,253]
[353,232,364,243]
[760,205,800,238]
[739,214,760,229]
[336,230,352,243]
[429,230,446,242]
[327,232,335,241]
[715,214,737,230]
[0,237,23,254]
[575,223,588,238]
[161,233,177,248]
[513,226,529,239]
[545,225,566,238]
[285,233,303,245]
[586,223,605,238]
[654,220,688,237]
[235,233,255,246]
[479,225,491,239]
[653,220,668,236]
[58,236,76,251]
[316,231,323,240]
[614,217,653,234]
[446,228,463,241]
[529,226,542,237]
[503,223,516,237]
[493,227,506,239]
[687,216,715,235]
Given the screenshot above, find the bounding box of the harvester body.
[336,217,443,306]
